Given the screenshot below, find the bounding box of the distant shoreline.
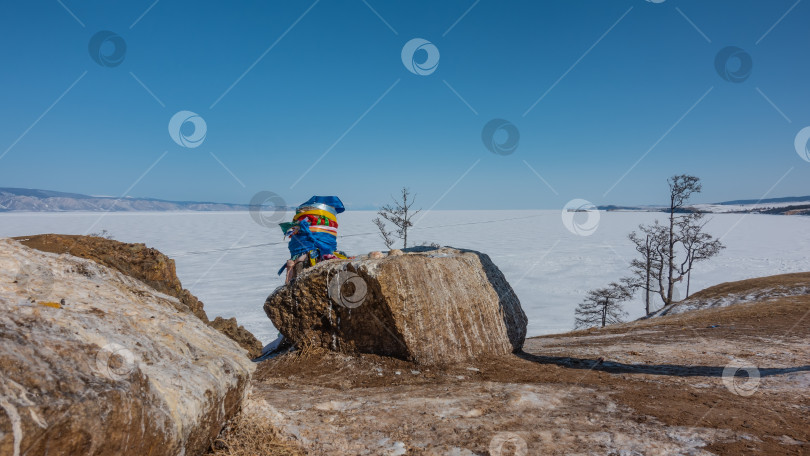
[2,187,810,214]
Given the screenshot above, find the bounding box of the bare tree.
[676,212,725,297]
[627,223,666,316]
[574,282,631,329]
[374,187,421,249]
[627,219,666,310]
[625,175,724,310]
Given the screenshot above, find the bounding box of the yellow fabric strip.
[309,226,337,235]
[293,209,336,223]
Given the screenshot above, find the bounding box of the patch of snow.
[314,400,363,412]
[654,286,810,317]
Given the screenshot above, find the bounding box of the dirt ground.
[242,275,809,455]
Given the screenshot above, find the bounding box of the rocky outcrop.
[14,234,262,358]
[264,247,527,365]
[210,317,263,360]
[0,238,255,456]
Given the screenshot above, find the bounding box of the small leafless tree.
[574,282,632,329]
[373,187,421,249]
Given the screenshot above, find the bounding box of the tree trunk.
[403,207,408,248]
[645,235,651,315]
[601,298,607,327]
[666,197,676,305]
[686,268,692,298]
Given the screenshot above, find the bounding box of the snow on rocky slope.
[650,272,810,317]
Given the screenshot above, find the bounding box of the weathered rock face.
[210,317,263,359]
[0,239,255,456]
[14,234,262,358]
[264,247,527,365]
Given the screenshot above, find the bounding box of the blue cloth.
[277,195,345,275]
[288,219,337,257]
[300,195,345,214]
[277,219,339,275]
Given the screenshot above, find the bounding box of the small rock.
[388,249,403,256]
[369,251,385,259]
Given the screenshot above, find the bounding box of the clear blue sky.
[1,0,808,210]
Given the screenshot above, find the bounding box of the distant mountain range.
[0,187,292,212]
[598,195,810,216]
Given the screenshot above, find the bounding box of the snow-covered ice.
[1,210,808,343]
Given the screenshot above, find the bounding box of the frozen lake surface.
[2,210,809,343]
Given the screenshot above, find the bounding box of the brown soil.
[523,293,810,455]
[685,271,810,301]
[248,273,810,455]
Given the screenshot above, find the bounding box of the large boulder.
[0,239,255,456]
[264,247,527,365]
[14,234,263,359]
